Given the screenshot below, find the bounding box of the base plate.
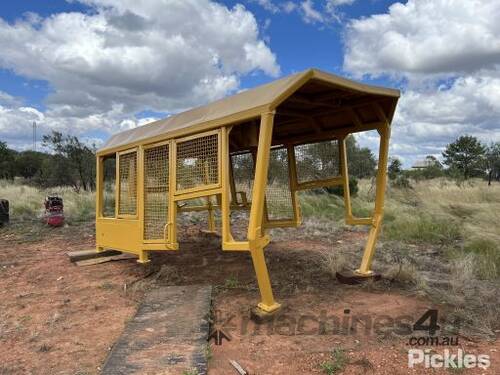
[250,304,283,324]
[336,270,382,285]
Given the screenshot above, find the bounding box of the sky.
[0,0,499,167]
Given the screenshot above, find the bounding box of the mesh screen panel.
[231,152,254,205]
[144,144,169,240]
[266,147,294,221]
[118,151,137,215]
[102,155,116,217]
[176,134,219,191]
[230,152,254,240]
[294,140,340,184]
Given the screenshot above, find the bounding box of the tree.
[485,142,500,185]
[388,157,402,180]
[442,135,486,179]
[421,155,444,179]
[0,141,17,179]
[42,131,96,191]
[345,135,377,178]
[15,151,47,179]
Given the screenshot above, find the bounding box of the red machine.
[44,196,64,227]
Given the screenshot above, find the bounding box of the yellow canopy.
[99,68,399,153]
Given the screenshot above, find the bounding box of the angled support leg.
[355,124,390,276]
[247,111,280,315]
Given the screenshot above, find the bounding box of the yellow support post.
[355,123,390,276]
[287,144,302,226]
[221,126,235,243]
[339,137,353,220]
[204,161,216,233]
[138,250,150,264]
[247,111,280,313]
[168,140,177,246]
[95,156,104,253]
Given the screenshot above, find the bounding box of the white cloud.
[393,75,500,149]
[325,0,355,21]
[344,0,500,79]
[0,91,22,107]
[250,1,355,24]
[0,0,280,149]
[298,0,356,25]
[251,0,281,14]
[343,0,500,166]
[282,1,297,13]
[300,0,324,24]
[327,0,355,5]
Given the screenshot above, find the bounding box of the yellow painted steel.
[95,70,398,315]
[356,123,390,276]
[246,111,280,312]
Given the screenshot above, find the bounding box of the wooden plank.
[75,253,137,266]
[230,360,248,375]
[102,285,212,375]
[66,249,121,263]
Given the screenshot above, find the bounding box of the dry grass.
[0,180,95,224]
[300,178,500,338]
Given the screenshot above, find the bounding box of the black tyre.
[0,199,9,226]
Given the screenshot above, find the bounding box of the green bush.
[325,177,359,197]
[391,174,412,189]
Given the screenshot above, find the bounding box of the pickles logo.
[408,349,490,369]
[407,309,490,370]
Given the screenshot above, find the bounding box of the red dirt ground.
[0,223,498,374]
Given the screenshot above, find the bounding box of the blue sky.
[0,0,499,167]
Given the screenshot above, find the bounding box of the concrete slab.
[102,285,212,375]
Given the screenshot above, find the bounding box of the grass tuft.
[383,214,461,244]
[320,348,347,374]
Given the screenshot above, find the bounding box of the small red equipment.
[44,196,64,227]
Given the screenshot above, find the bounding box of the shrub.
[320,348,347,374]
[325,176,359,197]
[391,174,412,189]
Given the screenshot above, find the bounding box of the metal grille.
[231,152,254,205]
[176,134,219,191]
[144,144,169,240]
[102,155,116,217]
[266,147,294,221]
[118,151,137,215]
[294,140,340,184]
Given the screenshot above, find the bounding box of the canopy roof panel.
[99,68,400,153]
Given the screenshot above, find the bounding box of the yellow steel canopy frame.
[95,68,399,314]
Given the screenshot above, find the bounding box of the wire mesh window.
[294,140,340,184]
[231,152,254,205]
[102,155,116,217]
[144,144,169,240]
[118,151,137,215]
[266,147,294,221]
[176,133,219,191]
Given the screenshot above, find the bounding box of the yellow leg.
[356,215,382,275]
[221,126,236,244]
[203,159,217,234]
[250,245,280,312]
[96,246,104,253]
[247,111,280,312]
[137,250,150,264]
[339,137,353,220]
[206,196,216,233]
[356,124,390,276]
